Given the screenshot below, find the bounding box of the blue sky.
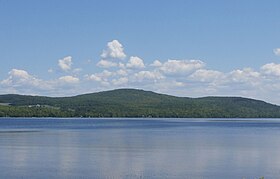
[1,0,280,104]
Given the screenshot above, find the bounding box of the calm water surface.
[0,118,280,179]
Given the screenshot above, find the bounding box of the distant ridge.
[0,88,280,118]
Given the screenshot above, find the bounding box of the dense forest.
[0,89,280,118]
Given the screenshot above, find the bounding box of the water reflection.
[0,119,280,178]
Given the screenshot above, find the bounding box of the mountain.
[0,88,280,118]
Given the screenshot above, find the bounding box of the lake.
[0,118,280,179]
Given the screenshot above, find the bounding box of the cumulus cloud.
[0,69,82,95]
[59,76,80,84]
[86,70,114,86]
[189,69,224,82]
[159,59,205,74]
[86,74,102,82]
[116,69,128,76]
[226,68,261,89]
[97,59,118,68]
[230,68,260,82]
[112,77,128,86]
[119,63,128,69]
[150,60,162,67]
[1,69,43,87]
[134,71,164,81]
[73,68,82,74]
[101,40,126,60]
[58,56,72,72]
[126,56,145,69]
[273,48,280,56]
[100,70,113,78]
[0,69,54,95]
[261,63,280,76]
[8,69,30,79]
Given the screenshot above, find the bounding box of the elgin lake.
[0,118,280,179]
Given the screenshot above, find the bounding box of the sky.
[1,0,280,104]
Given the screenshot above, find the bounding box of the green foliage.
[1,89,280,118]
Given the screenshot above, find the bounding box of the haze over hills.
[0,89,280,118]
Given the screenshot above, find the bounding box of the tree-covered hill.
[0,89,280,118]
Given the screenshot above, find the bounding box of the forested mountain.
[0,89,280,118]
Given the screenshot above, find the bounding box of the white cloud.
[97,59,118,68]
[118,62,126,69]
[1,69,39,86]
[159,59,205,74]
[273,48,280,56]
[73,68,82,74]
[227,68,261,87]
[100,70,113,78]
[9,69,30,79]
[86,74,102,82]
[134,71,164,81]
[0,69,82,96]
[58,56,72,72]
[86,70,113,84]
[126,56,145,69]
[261,63,280,76]
[1,69,51,91]
[59,76,80,84]
[150,60,162,67]
[112,77,128,86]
[101,40,126,59]
[116,69,128,76]
[189,69,224,82]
